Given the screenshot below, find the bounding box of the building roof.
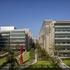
[0,26,15,31]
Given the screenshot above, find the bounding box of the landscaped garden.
[22,42,61,70]
[29,60,58,68]
[62,58,70,67]
[0,51,9,68]
[16,51,30,63]
[0,56,7,67]
[24,59,60,70]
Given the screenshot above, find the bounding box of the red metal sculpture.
[19,44,23,64]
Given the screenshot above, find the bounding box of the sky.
[0,0,70,37]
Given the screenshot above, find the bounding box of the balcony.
[55,26,70,27]
[10,36,25,38]
[55,38,70,40]
[10,39,25,43]
[10,43,25,46]
[55,31,70,34]
[55,44,70,46]
[1,34,10,36]
[58,50,70,53]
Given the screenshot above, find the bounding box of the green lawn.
[0,57,7,67]
[29,60,58,68]
[23,60,60,70]
[62,58,70,67]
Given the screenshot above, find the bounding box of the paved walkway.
[53,56,70,70]
[0,63,10,70]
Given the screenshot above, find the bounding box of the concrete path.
[0,63,10,70]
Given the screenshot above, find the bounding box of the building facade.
[39,20,70,57]
[0,31,10,50]
[0,26,32,51]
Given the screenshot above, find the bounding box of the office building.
[39,20,70,57]
[0,26,32,50]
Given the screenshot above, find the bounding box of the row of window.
[59,54,70,57]
[10,38,25,40]
[55,27,70,32]
[55,47,70,50]
[0,43,25,45]
[10,42,25,44]
[54,23,70,25]
[55,30,70,32]
[55,42,70,44]
[10,34,26,37]
[55,39,70,41]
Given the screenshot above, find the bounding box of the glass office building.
[0,26,32,51]
[0,31,10,50]
[10,29,26,49]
